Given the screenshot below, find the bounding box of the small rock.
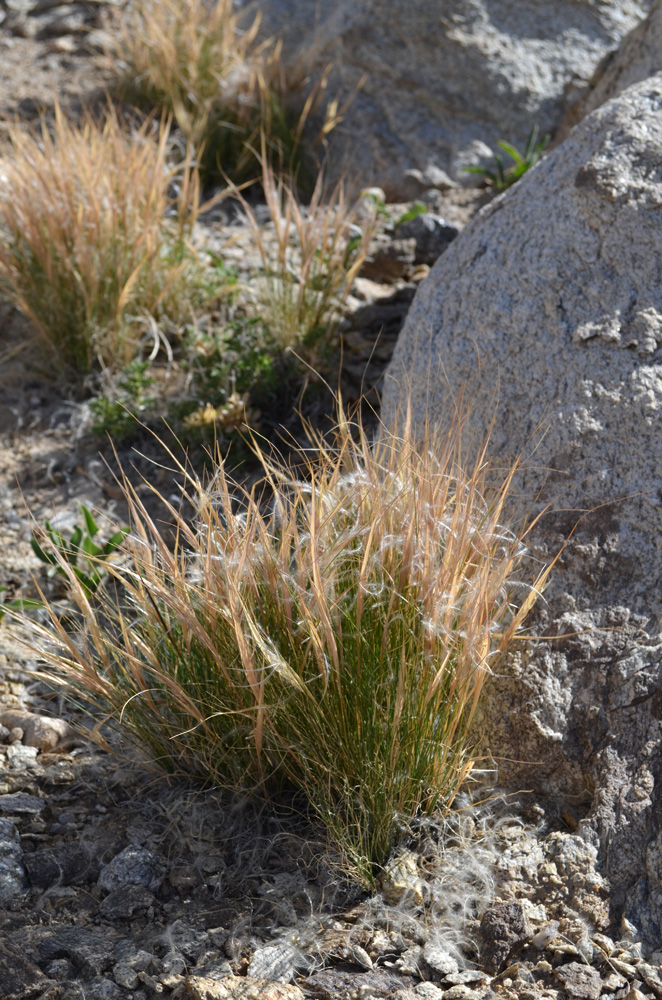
[636,963,662,996]
[113,942,154,972]
[0,944,55,1000]
[35,6,88,37]
[98,845,165,893]
[414,985,444,1000]
[611,959,639,978]
[85,976,124,1000]
[0,710,73,750]
[46,33,76,52]
[84,27,112,51]
[361,235,416,282]
[0,791,44,814]
[444,989,482,1000]
[113,962,140,990]
[395,213,459,265]
[185,974,305,999]
[99,884,154,918]
[8,727,23,743]
[554,962,602,1000]
[0,818,26,902]
[421,945,458,977]
[444,971,488,985]
[603,973,627,991]
[24,844,98,888]
[85,976,126,1000]
[302,968,414,1000]
[0,724,10,742]
[399,167,457,201]
[379,851,424,906]
[247,943,298,983]
[192,958,234,980]
[480,903,531,973]
[39,927,117,978]
[621,990,649,1000]
[6,743,39,768]
[398,946,428,976]
[44,958,77,981]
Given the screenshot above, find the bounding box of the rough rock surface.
[561,0,662,134]
[382,74,662,945]
[239,0,651,198]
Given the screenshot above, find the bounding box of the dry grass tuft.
[20,397,547,886]
[109,0,347,183]
[239,157,377,361]
[0,104,211,379]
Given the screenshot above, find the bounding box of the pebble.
[99,884,154,919]
[444,971,488,985]
[38,927,118,978]
[247,943,299,984]
[379,851,424,906]
[422,944,458,976]
[0,790,44,813]
[6,743,39,767]
[444,986,482,1000]
[554,962,602,1000]
[0,818,26,902]
[0,709,73,750]
[394,213,459,265]
[98,845,165,893]
[186,975,305,1000]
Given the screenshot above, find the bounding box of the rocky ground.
[1,2,662,1000]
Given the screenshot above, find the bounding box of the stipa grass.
[111,0,344,184]
[23,400,548,886]
[239,157,377,362]
[0,105,213,379]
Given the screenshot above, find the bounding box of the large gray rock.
[240,0,651,198]
[382,75,662,945]
[561,0,662,135]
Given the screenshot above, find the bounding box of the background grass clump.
[110,0,344,186]
[240,159,376,365]
[25,400,546,886]
[0,105,217,380]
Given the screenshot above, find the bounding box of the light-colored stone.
[0,709,73,750]
[185,974,304,1000]
[379,850,424,906]
[239,0,651,198]
[383,74,662,946]
[246,942,298,984]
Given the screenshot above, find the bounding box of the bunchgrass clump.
[240,159,376,362]
[22,400,546,886]
[110,0,344,184]
[0,104,213,379]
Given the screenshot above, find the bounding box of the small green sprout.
[31,505,129,601]
[393,200,427,228]
[0,587,43,622]
[465,125,550,191]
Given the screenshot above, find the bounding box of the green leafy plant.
[22,399,549,886]
[90,361,157,441]
[393,200,427,228]
[31,505,129,601]
[0,587,43,623]
[465,125,550,191]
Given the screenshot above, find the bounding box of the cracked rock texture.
[238,0,651,198]
[562,0,662,132]
[382,74,662,946]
